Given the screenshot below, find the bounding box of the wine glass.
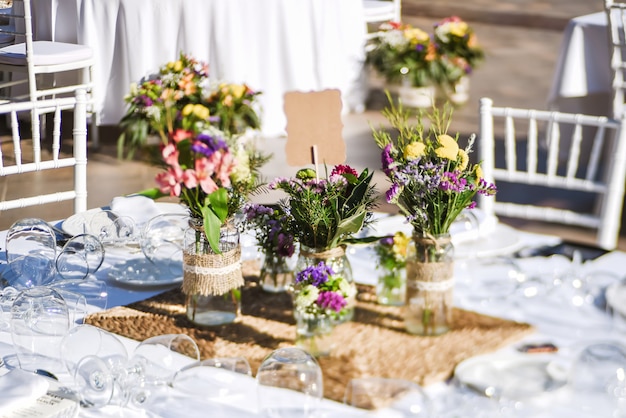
[124,334,200,408]
[256,347,323,417]
[344,377,432,417]
[90,210,137,248]
[50,278,109,312]
[140,213,188,276]
[172,357,253,400]
[10,286,70,379]
[55,233,105,281]
[60,324,129,408]
[5,218,57,287]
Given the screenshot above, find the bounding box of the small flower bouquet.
[269,165,378,251]
[434,16,484,81]
[374,231,409,306]
[292,262,356,356]
[372,99,496,335]
[118,52,262,158]
[242,203,296,292]
[367,21,440,88]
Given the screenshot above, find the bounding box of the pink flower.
[182,169,198,189]
[162,143,180,167]
[155,167,183,197]
[331,164,358,177]
[194,157,219,194]
[172,129,193,143]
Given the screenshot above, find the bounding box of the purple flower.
[296,262,335,287]
[382,144,394,175]
[380,236,394,246]
[386,183,401,203]
[316,291,347,312]
[191,133,228,157]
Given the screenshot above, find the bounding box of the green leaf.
[330,209,366,248]
[202,206,223,254]
[207,188,229,223]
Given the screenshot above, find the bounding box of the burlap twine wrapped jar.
[183,218,244,326]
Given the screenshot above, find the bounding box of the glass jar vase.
[259,252,296,293]
[182,219,243,326]
[294,311,334,357]
[376,266,406,306]
[404,232,454,336]
[295,245,356,323]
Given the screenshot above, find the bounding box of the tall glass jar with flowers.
[117,53,269,326]
[242,203,296,293]
[269,165,378,324]
[372,99,496,336]
[292,262,353,357]
[374,231,410,306]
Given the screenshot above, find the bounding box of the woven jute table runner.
[86,263,534,402]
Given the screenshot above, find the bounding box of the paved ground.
[3,0,624,248]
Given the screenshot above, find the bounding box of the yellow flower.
[193,104,210,120]
[404,141,426,160]
[173,60,183,72]
[392,231,410,258]
[230,84,246,99]
[475,165,483,183]
[435,134,459,160]
[457,149,469,171]
[182,103,195,116]
[403,27,429,45]
[230,146,251,183]
[449,21,469,38]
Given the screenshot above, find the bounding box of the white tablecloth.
[547,12,613,117]
[31,0,367,137]
[1,212,625,416]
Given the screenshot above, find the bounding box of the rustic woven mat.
[86,263,534,403]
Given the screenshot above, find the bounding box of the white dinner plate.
[62,202,188,236]
[454,223,523,258]
[454,353,568,400]
[108,257,183,287]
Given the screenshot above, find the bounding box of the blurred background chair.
[0,0,97,147]
[0,89,88,214]
[364,0,402,40]
[478,97,626,250]
[605,0,626,119]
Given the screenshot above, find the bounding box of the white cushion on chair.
[0,41,93,66]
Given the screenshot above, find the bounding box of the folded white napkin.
[0,369,50,414]
[110,195,163,227]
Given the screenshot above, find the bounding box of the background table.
[31,0,368,137]
[548,12,613,117]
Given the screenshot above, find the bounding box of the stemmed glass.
[140,213,187,276]
[172,357,253,401]
[89,210,138,249]
[55,233,105,281]
[256,347,323,417]
[5,218,57,287]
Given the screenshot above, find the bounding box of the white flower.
[382,31,408,49]
[296,285,319,310]
[230,145,251,183]
[337,277,356,299]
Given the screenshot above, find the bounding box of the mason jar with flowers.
[372,99,496,336]
[367,21,444,108]
[242,203,297,293]
[374,231,410,306]
[269,165,378,324]
[432,16,484,104]
[118,53,269,326]
[292,262,354,357]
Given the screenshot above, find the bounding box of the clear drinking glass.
[55,233,105,281]
[10,287,70,378]
[5,218,57,287]
[256,347,323,417]
[140,213,188,277]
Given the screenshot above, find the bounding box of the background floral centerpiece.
[242,203,296,293]
[433,16,484,103]
[292,262,355,356]
[269,164,378,323]
[372,99,496,335]
[374,231,409,306]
